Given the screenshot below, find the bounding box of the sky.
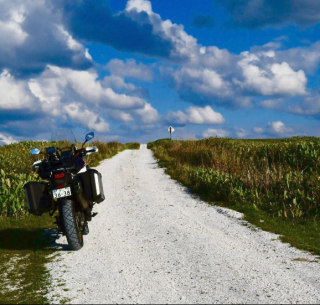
[1,0,320,144]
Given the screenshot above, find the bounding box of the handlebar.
[85,146,99,155]
[75,146,98,156]
[32,146,98,170]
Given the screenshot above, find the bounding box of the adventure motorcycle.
[24,129,105,250]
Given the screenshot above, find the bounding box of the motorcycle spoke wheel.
[61,199,84,251]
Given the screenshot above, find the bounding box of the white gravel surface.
[46,144,320,304]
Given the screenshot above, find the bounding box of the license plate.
[53,187,72,199]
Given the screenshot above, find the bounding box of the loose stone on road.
[46,144,320,304]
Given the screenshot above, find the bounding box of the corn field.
[148,137,320,221]
[0,140,139,217]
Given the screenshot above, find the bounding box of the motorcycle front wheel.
[61,198,84,250]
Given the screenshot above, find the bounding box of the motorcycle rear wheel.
[61,199,84,250]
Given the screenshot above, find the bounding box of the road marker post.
[168,126,175,140]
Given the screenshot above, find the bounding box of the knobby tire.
[61,198,84,251]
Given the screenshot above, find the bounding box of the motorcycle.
[24,129,105,250]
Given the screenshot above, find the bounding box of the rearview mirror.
[85,132,94,141]
[30,148,41,155]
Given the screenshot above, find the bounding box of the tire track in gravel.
[46,144,320,304]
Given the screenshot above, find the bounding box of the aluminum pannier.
[77,169,105,204]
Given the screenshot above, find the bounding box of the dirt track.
[46,145,320,304]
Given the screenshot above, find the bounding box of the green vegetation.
[0,139,140,304]
[85,141,140,167]
[0,141,49,218]
[0,214,55,304]
[0,140,140,217]
[148,137,320,256]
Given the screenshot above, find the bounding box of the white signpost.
[168,126,175,140]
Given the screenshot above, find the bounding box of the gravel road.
[46,144,320,304]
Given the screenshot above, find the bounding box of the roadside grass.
[123,142,140,150]
[85,141,140,167]
[219,200,320,257]
[148,137,320,257]
[0,214,55,304]
[0,140,141,217]
[0,140,140,304]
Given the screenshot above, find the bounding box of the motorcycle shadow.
[0,228,53,251]
[44,229,70,251]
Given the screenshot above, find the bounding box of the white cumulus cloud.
[107,109,134,122]
[253,127,263,134]
[167,106,225,125]
[47,66,146,109]
[125,0,199,62]
[0,133,17,145]
[267,121,294,136]
[106,58,153,81]
[277,41,320,74]
[63,103,110,133]
[135,103,160,123]
[202,128,230,138]
[126,0,153,14]
[0,70,36,110]
[0,7,28,47]
[285,93,320,116]
[0,0,92,77]
[235,52,307,96]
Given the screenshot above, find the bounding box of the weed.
[0,214,54,304]
[148,137,320,256]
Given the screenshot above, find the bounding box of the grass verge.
[0,214,55,304]
[85,141,140,167]
[219,201,320,257]
[149,138,320,257]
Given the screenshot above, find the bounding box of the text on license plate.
[53,187,72,199]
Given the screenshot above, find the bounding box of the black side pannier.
[77,169,105,204]
[24,182,53,216]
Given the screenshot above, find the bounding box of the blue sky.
[1,0,320,144]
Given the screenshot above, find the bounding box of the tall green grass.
[85,141,140,167]
[148,137,320,255]
[0,140,140,217]
[148,137,320,221]
[0,141,48,218]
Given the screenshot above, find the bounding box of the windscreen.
[50,128,77,149]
